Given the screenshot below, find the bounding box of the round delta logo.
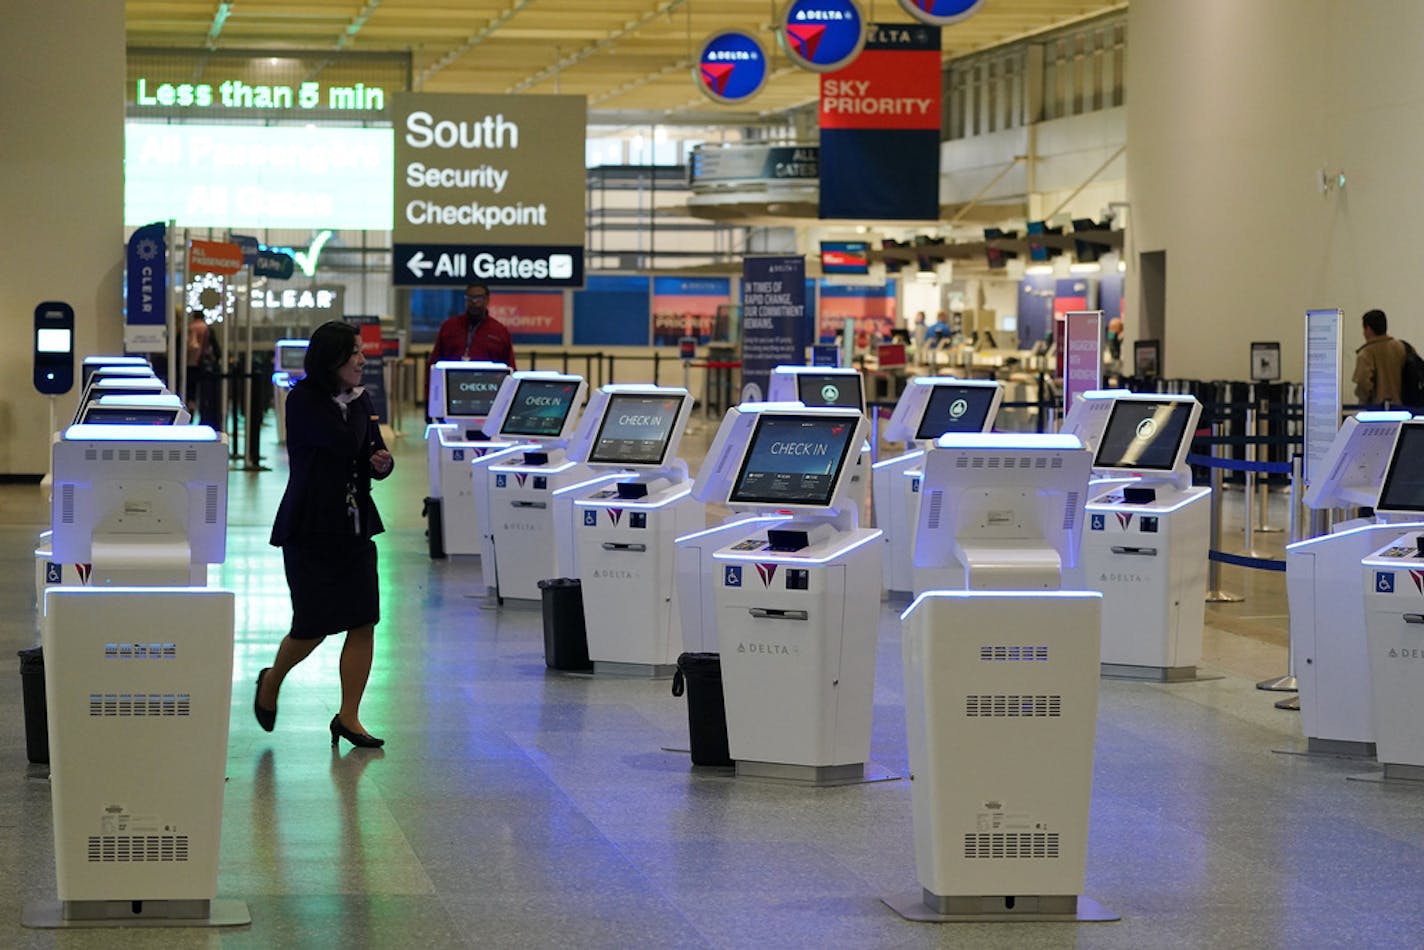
[821,383,841,403]
[949,398,968,419]
[780,0,866,73]
[897,0,985,27]
[741,381,764,403]
[696,31,768,105]
[1136,418,1158,440]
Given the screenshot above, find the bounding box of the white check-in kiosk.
[896,433,1108,922]
[81,355,151,390]
[25,424,244,928]
[766,365,870,519]
[271,339,308,445]
[703,404,882,783]
[477,372,589,602]
[1287,411,1416,756]
[1080,394,1210,680]
[563,385,698,675]
[422,361,519,557]
[873,377,1003,597]
[1361,422,1424,780]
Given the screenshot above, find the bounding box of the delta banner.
[1062,310,1103,419]
[653,277,731,345]
[489,289,564,345]
[817,280,896,345]
[125,221,167,353]
[741,257,808,402]
[696,31,768,104]
[1051,278,1091,377]
[819,23,941,220]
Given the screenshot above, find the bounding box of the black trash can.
[672,652,734,767]
[422,496,446,559]
[538,578,593,671]
[18,647,47,765]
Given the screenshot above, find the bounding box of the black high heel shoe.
[254,668,277,733]
[330,714,384,749]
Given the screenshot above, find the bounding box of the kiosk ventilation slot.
[88,692,192,717]
[1051,456,1063,469]
[1035,457,1047,468]
[117,449,131,462]
[87,835,189,863]
[104,642,177,660]
[979,645,1049,662]
[184,447,198,462]
[963,832,1059,859]
[60,483,75,525]
[925,491,944,530]
[964,694,1062,717]
[205,484,220,523]
[1062,491,1080,530]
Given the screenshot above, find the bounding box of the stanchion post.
[1206,418,1244,603]
[1256,401,1282,533]
[1243,406,1261,557]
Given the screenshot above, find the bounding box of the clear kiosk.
[895,432,1110,922]
[271,338,308,445]
[564,384,698,674]
[1081,394,1211,680]
[1360,422,1424,780]
[476,372,589,602]
[25,424,245,929]
[872,377,1003,597]
[1286,411,1417,756]
[422,360,519,557]
[702,404,882,783]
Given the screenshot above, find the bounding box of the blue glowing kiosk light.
[696,31,769,105]
[779,0,867,73]
[896,0,986,27]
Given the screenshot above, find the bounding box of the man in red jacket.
[428,282,516,370]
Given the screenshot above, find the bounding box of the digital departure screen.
[277,345,308,373]
[79,407,178,425]
[915,385,997,440]
[445,369,508,418]
[795,373,863,411]
[1377,425,1424,512]
[729,415,858,506]
[1093,400,1195,471]
[499,379,579,437]
[589,393,684,465]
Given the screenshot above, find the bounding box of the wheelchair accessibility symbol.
[45,562,61,584]
[1376,571,1396,594]
[583,509,597,526]
[725,565,743,587]
[1091,514,1105,531]
[453,449,465,462]
[495,474,507,488]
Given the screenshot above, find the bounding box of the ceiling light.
[1025,264,1054,276]
[1069,262,1101,274]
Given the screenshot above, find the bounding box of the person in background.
[1352,308,1406,405]
[428,282,516,369]
[255,321,394,750]
[186,309,220,425]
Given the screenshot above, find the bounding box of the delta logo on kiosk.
[780,0,867,73]
[696,31,769,105]
[897,0,985,26]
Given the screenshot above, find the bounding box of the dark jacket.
[270,379,391,546]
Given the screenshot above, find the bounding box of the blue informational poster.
[740,257,807,402]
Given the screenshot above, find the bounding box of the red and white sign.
[1062,310,1103,419]
[489,292,564,339]
[187,239,244,275]
[819,29,940,131]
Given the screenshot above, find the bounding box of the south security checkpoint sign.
[780,0,867,73]
[697,31,769,104]
[395,243,585,289]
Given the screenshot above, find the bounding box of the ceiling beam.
[204,1,234,51]
[417,0,537,88]
[336,0,382,50]
[507,0,691,94]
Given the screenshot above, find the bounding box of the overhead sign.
[133,78,387,114]
[125,222,167,353]
[254,249,295,280]
[696,31,770,104]
[897,0,985,26]
[187,239,244,275]
[392,92,586,287]
[780,0,867,73]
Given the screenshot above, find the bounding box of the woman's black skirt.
[283,537,380,640]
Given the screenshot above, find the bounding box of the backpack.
[1401,341,1424,409]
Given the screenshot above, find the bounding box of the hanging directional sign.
[392,92,586,288]
[696,31,770,104]
[896,0,985,26]
[779,0,866,73]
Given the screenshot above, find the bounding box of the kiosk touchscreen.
[874,377,1003,596]
[1081,394,1210,679]
[563,385,698,674]
[703,405,884,782]
[1061,388,1132,457]
[478,372,590,601]
[422,361,519,558]
[79,394,190,426]
[271,339,310,446]
[80,356,151,390]
[766,365,870,520]
[50,424,228,586]
[899,431,1105,920]
[1362,421,1424,776]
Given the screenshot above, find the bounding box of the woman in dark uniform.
[253,321,394,748]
